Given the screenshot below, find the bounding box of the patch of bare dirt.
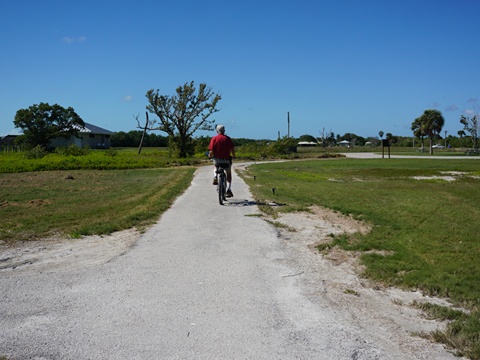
[0,229,140,275]
[268,205,461,359]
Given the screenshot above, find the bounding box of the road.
[0,162,460,359]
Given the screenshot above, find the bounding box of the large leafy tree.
[146,81,221,157]
[14,102,85,149]
[460,115,479,149]
[412,109,444,154]
[298,134,317,143]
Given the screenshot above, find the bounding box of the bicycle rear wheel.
[218,174,224,205]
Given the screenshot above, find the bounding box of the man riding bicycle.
[208,124,235,197]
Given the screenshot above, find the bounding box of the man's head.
[216,124,225,134]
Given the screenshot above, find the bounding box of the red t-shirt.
[209,134,234,159]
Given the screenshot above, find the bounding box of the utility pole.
[287,112,290,138]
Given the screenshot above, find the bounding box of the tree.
[424,109,445,154]
[326,131,336,146]
[411,117,426,151]
[135,112,156,154]
[317,127,333,147]
[14,102,85,149]
[412,109,444,154]
[338,133,365,146]
[111,130,168,148]
[298,134,317,143]
[385,133,398,145]
[460,115,479,149]
[146,81,221,157]
[379,131,384,139]
[457,130,466,147]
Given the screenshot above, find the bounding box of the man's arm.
[208,137,215,158]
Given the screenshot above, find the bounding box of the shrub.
[55,144,91,156]
[24,145,48,159]
[267,136,298,156]
[104,148,118,157]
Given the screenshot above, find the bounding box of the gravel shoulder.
[0,162,463,359]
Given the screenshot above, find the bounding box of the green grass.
[293,145,475,157]
[0,147,204,173]
[412,301,480,358]
[239,157,480,359]
[0,168,195,242]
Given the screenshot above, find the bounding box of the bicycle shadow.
[225,199,286,207]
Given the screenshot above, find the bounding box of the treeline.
[111,131,271,148]
[111,131,168,147]
[111,130,474,149]
[300,132,474,148]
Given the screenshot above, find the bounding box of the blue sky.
[1,0,479,140]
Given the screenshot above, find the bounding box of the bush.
[24,145,48,159]
[55,144,91,156]
[104,148,118,157]
[267,136,298,156]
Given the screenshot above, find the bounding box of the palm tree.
[411,117,426,152]
[458,130,466,147]
[413,110,445,154]
[423,109,445,154]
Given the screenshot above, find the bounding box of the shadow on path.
[224,198,286,207]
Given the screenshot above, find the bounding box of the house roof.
[0,135,18,145]
[76,122,114,135]
[298,141,317,145]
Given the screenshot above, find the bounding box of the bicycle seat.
[216,163,230,169]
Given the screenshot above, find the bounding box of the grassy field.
[240,158,480,359]
[0,168,195,242]
[294,145,477,157]
[0,147,204,173]
[0,148,200,243]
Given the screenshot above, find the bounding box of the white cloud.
[445,104,458,112]
[62,36,74,44]
[464,109,475,115]
[61,36,87,44]
[123,95,133,102]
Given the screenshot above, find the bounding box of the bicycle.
[215,162,229,205]
[206,152,232,205]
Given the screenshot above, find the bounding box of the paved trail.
[0,163,458,359]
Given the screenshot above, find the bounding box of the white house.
[338,140,351,147]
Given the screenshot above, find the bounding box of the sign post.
[382,139,390,158]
